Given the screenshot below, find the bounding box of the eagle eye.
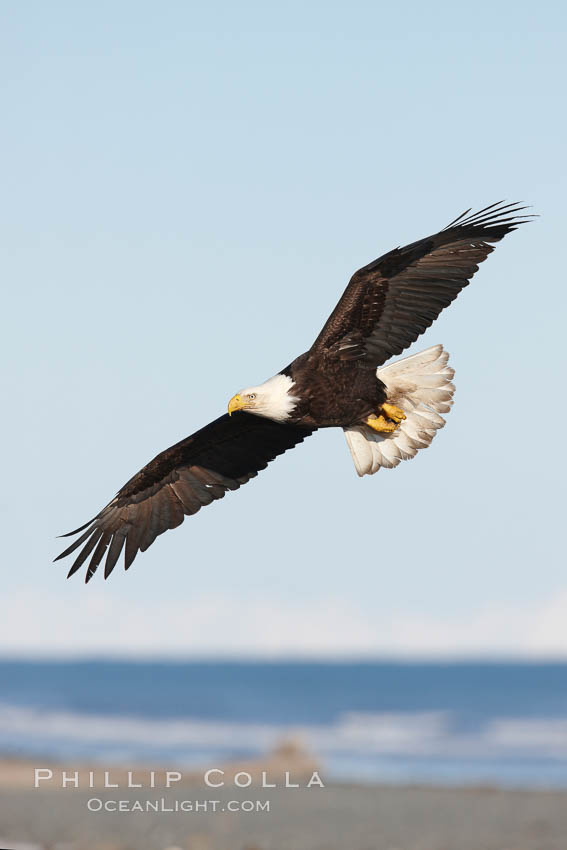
[248,393,256,400]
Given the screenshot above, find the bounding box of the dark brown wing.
[311,202,532,367]
[55,414,314,582]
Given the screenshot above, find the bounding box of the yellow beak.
[228,393,245,416]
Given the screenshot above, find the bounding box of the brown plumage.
[56,202,530,581]
[56,415,313,582]
[311,201,528,366]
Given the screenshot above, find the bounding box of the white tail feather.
[343,345,455,477]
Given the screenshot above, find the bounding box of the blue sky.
[1,0,565,657]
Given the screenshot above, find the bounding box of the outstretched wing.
[55,414,313,582]
[311,202,532,367]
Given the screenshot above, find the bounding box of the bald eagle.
[56,202,529,582]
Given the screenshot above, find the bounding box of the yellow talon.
[381,403,406,424]
[365,414,398,433]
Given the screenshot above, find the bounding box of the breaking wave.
[2,702,567,786]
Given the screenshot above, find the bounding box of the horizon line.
[2,652,567,664]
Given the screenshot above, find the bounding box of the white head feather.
[237,374,299,422]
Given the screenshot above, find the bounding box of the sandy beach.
[1,755,567,850]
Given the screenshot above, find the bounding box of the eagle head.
[227,390,259,415]
[228,374,299,422]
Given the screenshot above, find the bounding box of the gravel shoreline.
[2,782,567,850]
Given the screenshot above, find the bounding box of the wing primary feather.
[443,201,533,233]
[124,528,139,571]
[452,203,531,229]
[135,499,155,555]
[445,199,508,228]
[104,530,128,579]
[442,206,473,229]
[58,517,97,538]
[66,529,103,579]
[167,485,186,527]
[85,532,111,584]
[451,198,505,220]
[461,200,519,220]
[54,524,97,561]
[466,211,532,229]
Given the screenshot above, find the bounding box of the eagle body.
[56,202,531,581]
[281,352,387,428]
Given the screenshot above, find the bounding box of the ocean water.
[1,660,566,788]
